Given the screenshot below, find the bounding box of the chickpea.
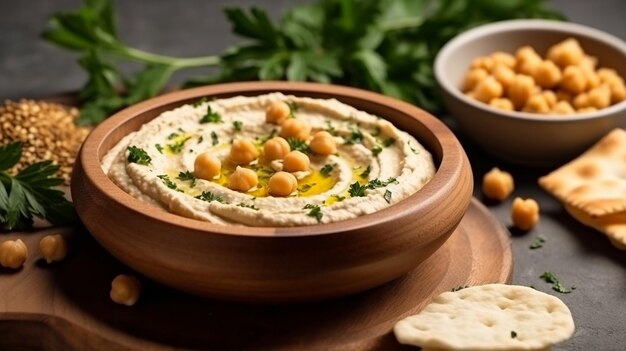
[511,197,540,231]
[515,46,542,75]
[573,93,590,109]
[462,68,489,92]
[310,131,337,155]
[608,79,626,103]
[280,118,311,141]
[489,98,514,111]
[581,66,600,90]
[577,106,598,114]
[39,234,68,264]
[533,60,562,88]
[507,75,535,109]
[473,76,503,103]
[561,65,587,94]
[263,136,290,161]
[551,101,576,115]
[194,152,221,180]
[228,166,258,192]
[110,274,141,306]
[522,94,551,114]
[541,90,558,108]
[547,38,584,67]
[268,171,298,197]
[492,64,516,87]
[265,101,291,124]
[587,85,611,109]
[580,55,598,71]
[597,68,620,83]
[0,239,28,269]
[471,56,495,72]
[283,151,310,172]
[491,51,516,69]
[229,139,259,165]
[482,167,514,201]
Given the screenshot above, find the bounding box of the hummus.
[101,93,435,226]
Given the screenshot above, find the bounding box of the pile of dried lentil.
[0,99,89,184]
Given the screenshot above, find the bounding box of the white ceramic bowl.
[435,19,626,166]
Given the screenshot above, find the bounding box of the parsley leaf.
[200,105,223,124]
[237,202,258,210]
[192,97,208,107]
[384,189,392,204]
[176,171,196,188]
[298,183,316,193]
[157,175,178,190]
[348,182,367,197]
[287,101,299,117]
[320,164,335,177]
[166,136,191,154]
[211,131,219,146]
[540,271,575,294]
[195,191,224,203]
[155,144,163,154]
[529,236,546,250]
[361,165,372,178]
[383,138,395,147]
[371,145,382,156]
[344,129,363,145]
[511,331,517,339]
[303,204,323,222]
[127,146,151,165]
[287,138,311,154]
[0,142,77,230]
[233,120,243,131]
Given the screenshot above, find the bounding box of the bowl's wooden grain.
[71,82,473,302]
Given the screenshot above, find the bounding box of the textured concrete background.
[1,1,625,350]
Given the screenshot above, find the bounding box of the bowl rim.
[434,19,626,122]
[79,81,466,237]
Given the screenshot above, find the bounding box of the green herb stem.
[119,46,221,68]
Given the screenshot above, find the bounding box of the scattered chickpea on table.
[110,274,142,306]
[511,197,540,231]
[0,239,28,269]
[482,167,515,201]
[463,38,626,115]
[39,234,68,264]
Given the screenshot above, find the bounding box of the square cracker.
[565,204,626,250]
[539,128,626,217]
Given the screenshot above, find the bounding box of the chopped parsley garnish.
[233,120,243,131]
[127,146,151,165]
[287,138,311,154]
[155,143,163,154]
[176,171,196,187]
[195,191,224,203]
[529,236,546,250]
[383,138,396,147]
[257,129,277,144]
[298,183,316,193]
[287,101,299,117]
[371,127,381,137]
[303,204,323,222]
[166,136,191,154]
[371,145,382,156]
[451,286,468,292]
[320,164,335,177]
[511,331,517,339]
[191,97,208,107]
[333,195,346,202]
[237,202,259,210]
[408,142,419,155]
[540,271,576,294]
[361,165,372,178]
[157,175,178,190]
[384,190,392,204]
[344,129,363,145]
[326,121,338,136]
[348,177,398,197]
[211,131,219,146]
[199,105,223,124]
[167,132,179,140]
[197,135,204,144]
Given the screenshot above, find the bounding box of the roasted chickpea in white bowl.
[435,20,626,166]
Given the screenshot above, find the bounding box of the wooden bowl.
[71,82,473,303]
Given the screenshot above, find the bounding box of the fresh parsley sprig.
[0,142,76,230]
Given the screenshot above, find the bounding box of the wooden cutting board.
[0,198,512,351]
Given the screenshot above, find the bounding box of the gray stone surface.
[1,1,625,350]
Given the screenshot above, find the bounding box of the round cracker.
[394,284,574,350]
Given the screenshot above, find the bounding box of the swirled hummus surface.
[101,93,435,226]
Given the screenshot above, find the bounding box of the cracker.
[565,204,626,250]
[538,128,626,217]
[393,284,575,351]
